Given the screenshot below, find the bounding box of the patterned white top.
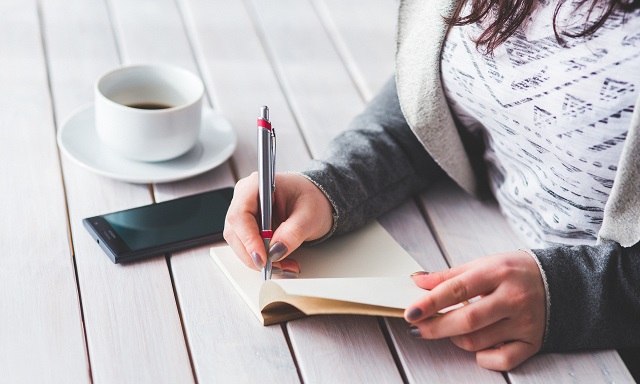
[441,1,640,248]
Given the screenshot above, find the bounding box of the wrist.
[519,248,551,350]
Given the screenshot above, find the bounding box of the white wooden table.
[1,0,634,382]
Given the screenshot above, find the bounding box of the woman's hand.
[404,251,546,371]
[223,172,334,273]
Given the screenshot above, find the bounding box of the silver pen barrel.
[257,108,273,232]
[258,106,273,280]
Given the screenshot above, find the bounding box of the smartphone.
[83,187,234,264]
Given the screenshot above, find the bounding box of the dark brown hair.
[447,0,640,53]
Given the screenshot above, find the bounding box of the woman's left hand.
[404,250,546,371]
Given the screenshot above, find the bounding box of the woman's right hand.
[223,172,334,273]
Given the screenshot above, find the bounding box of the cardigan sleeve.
[300,77,445,238]
[531,241,640,352]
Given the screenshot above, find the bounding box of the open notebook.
[211,221,451,325]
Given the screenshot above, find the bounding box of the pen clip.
[271,128,276,192]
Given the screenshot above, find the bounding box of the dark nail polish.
[282,270,299,279]
[410,271,430,277]
[250,252,265,269]
[406,307,423,322]
[268,241,288,262]
[408,326,422,338]
[271,266,283,275]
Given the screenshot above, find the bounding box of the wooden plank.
[245,0,505,382]
[510,350,633,383]
[107,0,196,68]
[421,180,519,261]
[40,0,194,381]
[421,179,634,382]
[311,0,398,100]
[178,0,311,176]
[0,1,89,382]
[107,0,300,381]
[385,318,503,383]
[246,0,364,158]
[287,316,402,382]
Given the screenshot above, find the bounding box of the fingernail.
[406,307,423,322]
[282,270,299,279]
[271,266,298,278]
[410,271,430,277]
[250,252,265,269]
[268,242,288,262]
[408,326,421,338]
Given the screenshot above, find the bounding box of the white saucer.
[57,105,237,183]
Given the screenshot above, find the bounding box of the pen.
[258,105,276,280]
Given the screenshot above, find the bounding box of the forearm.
[301,77,444,238]
[532,241,640,351]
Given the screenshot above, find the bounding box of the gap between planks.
[35,1,94,381]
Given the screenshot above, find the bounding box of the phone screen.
[84,187,234,263]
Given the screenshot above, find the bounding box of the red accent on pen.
[260,230,273,239]
[257,119,272,130]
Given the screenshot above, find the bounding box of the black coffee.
[127,102,173,110]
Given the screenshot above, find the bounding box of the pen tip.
[260,105,269,121]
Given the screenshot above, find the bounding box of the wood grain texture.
[385,318,503,383]
[377,200,449,272]
[247,0,364,158]
[106,0,301,381]
[421,179,634,382]
[509,350,633,383]
[420,180,521,263]
[0,1,89,382]
[178,0,312,177]
[40,0,194,381]
[311,0,398,100]
[287,316,403,383]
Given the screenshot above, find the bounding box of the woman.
[224,0,640,371]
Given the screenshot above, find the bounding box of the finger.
[224,212,267,264]
[412,294,509,339]
[450,318,514,352]
[223,221,262,270]
[271,259,301,278]
[273,259,301,274]
[224,182,268,267]
[405,267,499,322]
[476,340,539,371]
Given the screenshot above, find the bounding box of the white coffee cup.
[95,64,204,162]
